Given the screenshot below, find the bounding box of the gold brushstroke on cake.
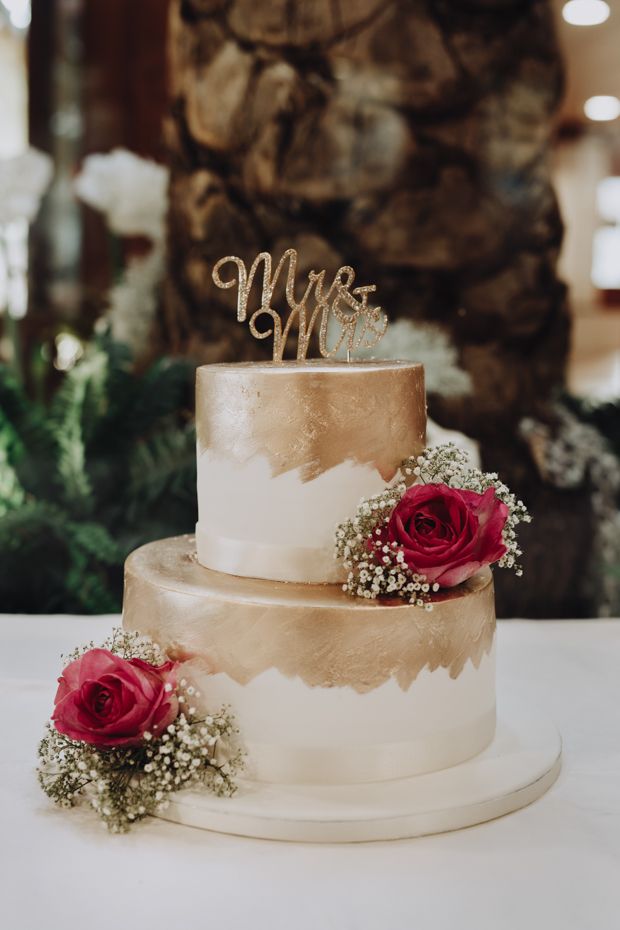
[196,360,426,483]
[123,537,495,695]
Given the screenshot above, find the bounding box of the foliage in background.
[0,335,196,613]
[562,394,620,461]
[520,393,620,617]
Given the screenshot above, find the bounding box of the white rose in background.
[331,315,473,397]
[74,148,169,242]
[74,149,170,354]
[363,317,473,398]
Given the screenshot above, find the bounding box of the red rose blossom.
[377,483,509,588]
[52,648,179,748]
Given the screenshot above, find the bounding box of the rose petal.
[436,560,483,587]
[80,677,124,723]
[51,648,180,747]
[381,482,509,589]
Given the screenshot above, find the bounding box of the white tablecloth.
[1,614,619,930]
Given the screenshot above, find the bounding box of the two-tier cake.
[124,359,497,786]
[121,249,561,840]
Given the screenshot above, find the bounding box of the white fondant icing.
[195,526,345,583]
[159,703,562,841]
[196,450,390,582]
[192,643,496,785]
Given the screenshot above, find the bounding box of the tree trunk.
[164,0,593,617]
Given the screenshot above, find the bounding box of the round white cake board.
[158,700,561,842]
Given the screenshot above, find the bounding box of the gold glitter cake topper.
[212,248,388,361]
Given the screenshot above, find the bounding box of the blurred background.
[0,0,618,617]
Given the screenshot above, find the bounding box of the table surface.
[1,613,619,930]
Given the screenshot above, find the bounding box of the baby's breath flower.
[334,442,530,606]
[37,627,245,834]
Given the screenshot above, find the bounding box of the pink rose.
[52,649,179,748]
[378,483,509,588]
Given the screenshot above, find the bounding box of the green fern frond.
[71,572,120,614]
[0,499,64,550]
[0,338,197,613]
[130,358,193,433]
[49,353,111,514]
[91,356,192,456]
[64,521,122,565]
[0,411,26,514]
[0,364,59,499]
[80,353,112,445]
[128,421,196,506]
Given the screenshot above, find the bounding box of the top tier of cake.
[195,359,426,584]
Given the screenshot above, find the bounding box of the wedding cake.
[37,248,559,840]
[122,250,506,788]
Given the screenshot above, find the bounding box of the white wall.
[552,133,610,317]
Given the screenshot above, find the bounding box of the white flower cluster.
[334,442,531,605]
[73,148,169,355]
[406,443,531,576]
[74,148,168,242]
[37,704,241,834]
[38,629,244,833]
[353,318,473,398]
[521,404,620,616]
[335,481,435,607]
[60,627,165,668]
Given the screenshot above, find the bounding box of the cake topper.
[212,248,388,361]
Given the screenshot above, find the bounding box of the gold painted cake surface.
[124,536,496,695]
[196,360,426,483]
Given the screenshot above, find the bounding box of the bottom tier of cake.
[123,536,497,786]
